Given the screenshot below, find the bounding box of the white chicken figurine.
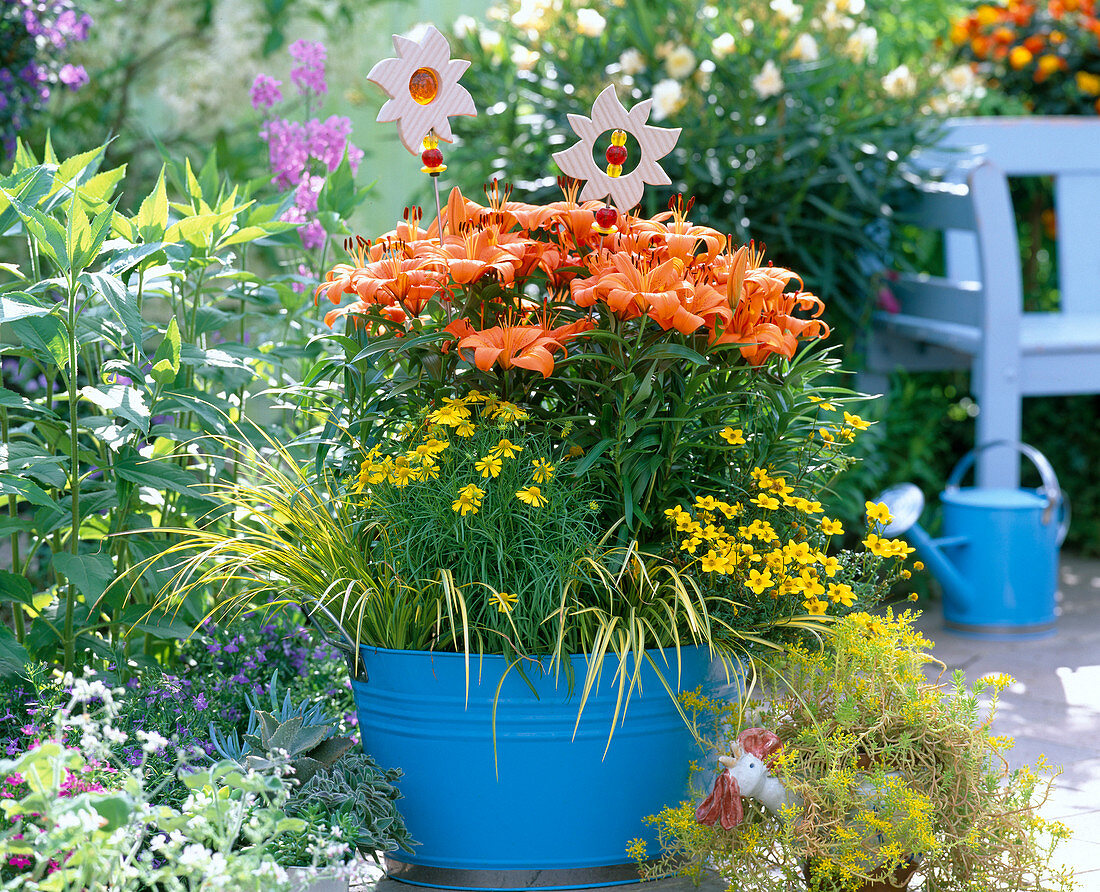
[695,728,794,830]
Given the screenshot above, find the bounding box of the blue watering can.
[877,441,1069,639]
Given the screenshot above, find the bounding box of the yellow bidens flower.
[746,568,773,594]
[475,454,503,478]
[720,426,746,445]
[843,411,871,431]
[452,482,485,515]
[865,500,893,526]
[531,458,555,484]
[516,486,548,507]
[751,493,780,510]
[803,596,828,615]
[808,395,835,411]
[863,533,915,558]
[820,516,844,535]
[491,438,523,459]
[492,591,519,613]
[828,582,856,607]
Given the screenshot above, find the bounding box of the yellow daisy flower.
[516,486,548,507]
[475,455,503,478]
[820,516,844,535]
[720,427,746,446]
[492,438,523,459]
[492,591,519,613]
[531,458,555,484]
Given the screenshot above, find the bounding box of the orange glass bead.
[409,67,440,105]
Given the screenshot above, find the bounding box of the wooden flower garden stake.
[552,85,681,233]
[367,24,477,235]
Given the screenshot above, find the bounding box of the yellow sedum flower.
[516,486,548,507]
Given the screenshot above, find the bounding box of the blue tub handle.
[946,440,1069,546]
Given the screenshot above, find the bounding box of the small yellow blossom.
[843,411,871,430]
[475,454,503,478]
[429,405,470,426]
[516,486,548,507]
[566,445,585,459]
[720,427,746,445]
[455,420,477,437]
[803,596,828,615]
[492,438,523,459]
[808,395,835,411]
[827,582,856,606]
[820,516,843,535]
[818,427,836,443]
[531,458,555,484]
[865,500,893,525]
[746,568,773,594]
[700,550,734,574]
[492,591,519,613]
[751,493,780,510]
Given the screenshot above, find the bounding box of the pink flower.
[250,73,283,111]
[289,39,327,96]
[300,220,326,251]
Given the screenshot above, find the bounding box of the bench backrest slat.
[934,117,1100,317]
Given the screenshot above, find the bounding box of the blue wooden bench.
[865,117,1100,488]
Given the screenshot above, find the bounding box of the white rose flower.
[844,24,878,62]
[769,0,803,23]
[651,78,685,121]
[712,32,736,58]
[941,63,979,94]
[576,8,606,37]
[791,33,819,62]
[665,45,697,79]
[752,59,784,99]
[881,64,917,97]
[453,15,477,38]
[619,48,646,75]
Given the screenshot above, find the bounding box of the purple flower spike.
[250,73,283,111]
[289,39,327,96]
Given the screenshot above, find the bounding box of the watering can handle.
[946,440,1069,547]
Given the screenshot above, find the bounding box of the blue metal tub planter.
[351,644,712,890]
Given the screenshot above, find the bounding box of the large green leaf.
[51,550,115,604]
[0,473,58,509]
[9,314,69,368]
[0,625,29,677]
[0,571,34,606]
[0,291,52,325]
[81,271,144,346]
[113,453,208,501]
[80,384,151,432]
[132,167,169,241]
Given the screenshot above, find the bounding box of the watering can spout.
[876,483,973,603]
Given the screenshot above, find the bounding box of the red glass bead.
[605,144,628,166]
[594,206,618,230]
[421,147,444,169]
